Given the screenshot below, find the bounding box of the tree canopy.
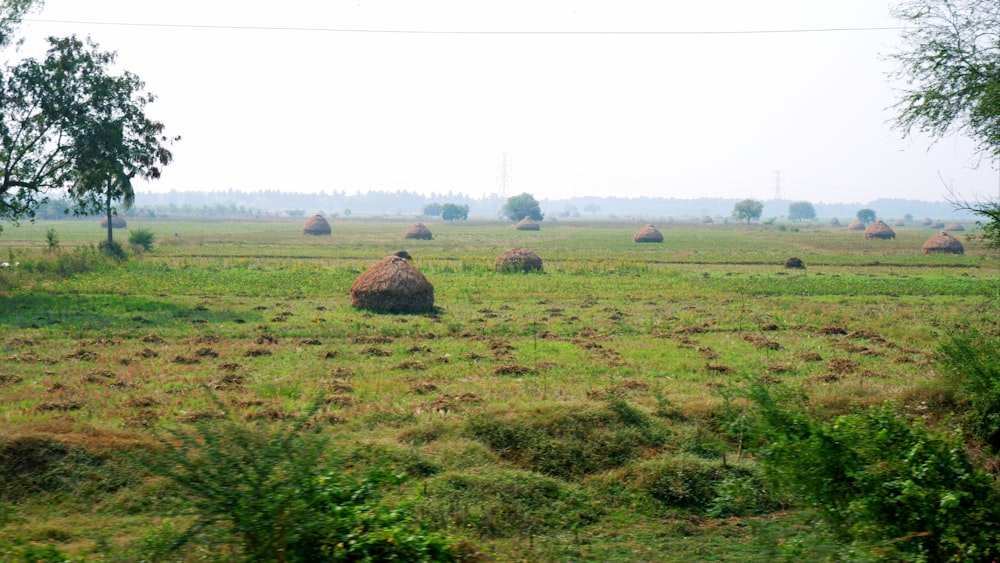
[732,199,763,224]
[890,0,1000,248]
[503,193,543,222]
[1,6,176,235]
[440,203,469,221]
[856,208,877,225]
[788,201,816,222]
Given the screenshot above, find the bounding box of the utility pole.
[773,170,784,200]
[497,152,512,198]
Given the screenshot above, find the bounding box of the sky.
[9,0,1000,203]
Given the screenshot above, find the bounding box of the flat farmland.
[1,217,998,561]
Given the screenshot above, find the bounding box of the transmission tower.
[497,152,512,198]
[773,170,784,200]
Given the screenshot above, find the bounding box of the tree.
[0,0,37,48]
[856,208,877,225]
[440,203,469,221]
[787,201,816,222]
[503,192,543,222]
[732,199,763,224]
[890,0,1000,248]
[1,34,176,238]
[422,202,443,217]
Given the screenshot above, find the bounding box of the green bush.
[751,384,1000,561]
[98,239,128,261]
[939,330,1000,450]
[134,402,459,562]
[127,228,155,251]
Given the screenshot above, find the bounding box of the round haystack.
[864,220,896,240]
[785,257,805,269]
[495,247,543,273]
[944,222,965,231]
[100,216,127,229]
[930,220,946,229]
[514,216,541,231]
[700,215,714,224]
[922,217,933,226]
[847,220,865,231]
[633,224,663,243]
[922,231,964,254]
[350,255,434,313]
[302,214,332,235]
[829,217,841,227]
[404,222,433,240]
[894,219,905,227]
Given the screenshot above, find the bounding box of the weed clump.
[465,399,666,479]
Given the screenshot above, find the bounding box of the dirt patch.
[827,358,858,374]
[324,395,357,407]
[361,346,392,357]
[171,355,200,365]
[137,348,158,359]
[744,334,780,350]
[141,334,165,344]
[244,348,272,357]
[66,349,98,362]
[799,351,823,362]
[410,381,439,394]
[195,348,219,359]
[817,326,848,336]
[299,338,323,346]
[394,360,427,370]
[351,335,394,344]
[705,363,734,374]
[494,364,532,375]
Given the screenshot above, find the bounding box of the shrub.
[751,384,1000,561]
[939,330,1000,450]
[127,228,155,251]
[98,239,128,261]
[44,228,59,251]
[133,401,458,561]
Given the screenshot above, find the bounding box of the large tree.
[1,24,175,236]
[732,198,763,224]
[440,203,469,221]
[503,192,543,222]
[788,201,816,222]
[856,208,877,225]
[890,0,1000,248]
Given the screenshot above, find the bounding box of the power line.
[26,19,904,36]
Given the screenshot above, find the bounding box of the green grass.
[0,217,998,560]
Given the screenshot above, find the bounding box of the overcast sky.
[10,0,1000,203]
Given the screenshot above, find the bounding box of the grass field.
[1,217,998,561]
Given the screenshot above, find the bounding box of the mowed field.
[1,217,998,561]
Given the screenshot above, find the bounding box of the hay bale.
[99,216,127,229]
[633,224,663,243]
[930,220,946,229]
[943,222,965,231]
[785,257,805,269]
[514,216,540,231]
[894,219,905,226]
[922,217,933,226]
[700,215,713,224]
[495,247,543,273]
[847,220,865,231]
[829,217,841,227]
[302,214,332,235]
[350,255,434,313]
[404,222,433,240]
[864,220,896,239]
[922,231,964,254]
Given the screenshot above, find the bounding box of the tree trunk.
[105,179,114,246]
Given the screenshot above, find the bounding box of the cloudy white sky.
[10,0,1000,203]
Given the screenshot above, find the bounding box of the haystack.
[930,220,946,229]
[829,217,841,227]
[700,215,714,224]
[100,216,127,229]
[785,257,805,269]
[921,231,964,254]
[350,255,434,313]
[847,220,865,231]
[302,214,331,235]
[495,247,543,273]
[922,217,933,226]
[514,216,540,231]
[863,220,896,240]
[633,224,663,243]
[404,222,433,240]
[944,222,965,231]
[894,219,905,227]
